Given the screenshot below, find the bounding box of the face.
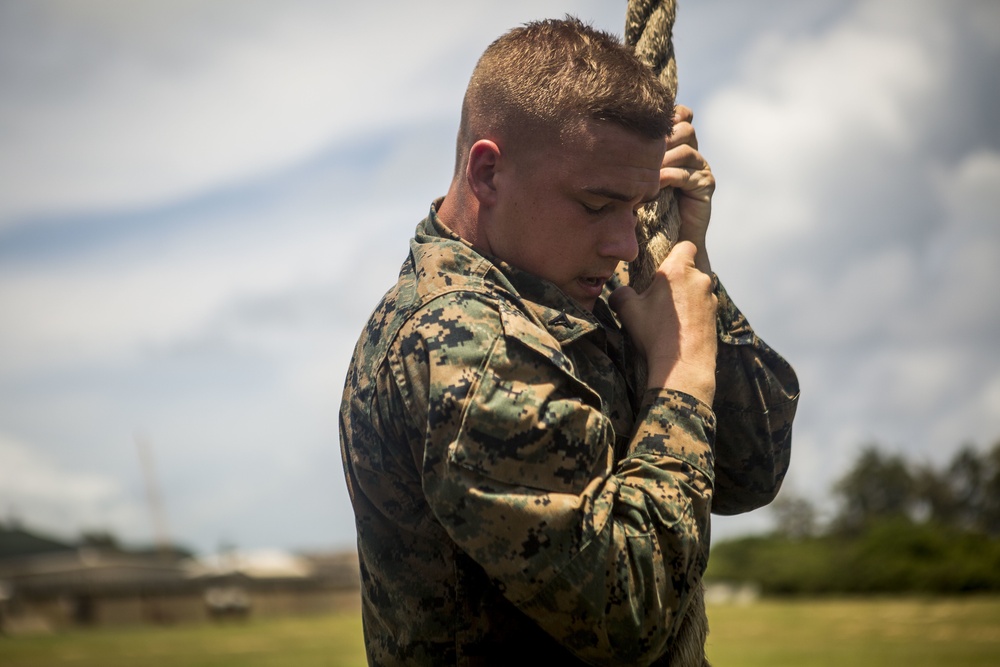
[485,120,665,311]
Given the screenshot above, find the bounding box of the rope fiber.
[624,2,711,665]
[624,0,681,296]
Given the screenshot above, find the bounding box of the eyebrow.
[582,186,659,205]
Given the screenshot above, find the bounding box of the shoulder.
[393,290,508,373]
[399,288,570,370]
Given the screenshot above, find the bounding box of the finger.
[668,105,698,151]
[666,121,698,152]
[660,166,715,195]
[665,240,699,266]
[660,143,713,192]
[608,285,638,313]
[661,143,707,170]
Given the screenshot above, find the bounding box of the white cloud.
[0,0,620,228]
[2,0,998,553]
[934,149,1000,249]
[694,0,1000,511]
[1,1,458,225]
[0,433,142,538]
[0,183,412,376]
[703,1,950,248]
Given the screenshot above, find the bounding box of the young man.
[340,17,798,666]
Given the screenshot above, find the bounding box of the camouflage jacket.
[339,203,799,666]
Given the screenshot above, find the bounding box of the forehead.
[536,120,665,193]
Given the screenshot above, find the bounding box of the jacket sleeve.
[710,277,800,515]
[390,291,715,666]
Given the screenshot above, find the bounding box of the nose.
[599,210,640,262]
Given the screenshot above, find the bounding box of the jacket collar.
[416,200,621,345]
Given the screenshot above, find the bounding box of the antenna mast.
[135,433,171,553]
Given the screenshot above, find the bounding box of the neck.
[437,180,490,254]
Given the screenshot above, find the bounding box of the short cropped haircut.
[455,16,674,174]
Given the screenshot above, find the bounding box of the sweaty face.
[485,120,666,312]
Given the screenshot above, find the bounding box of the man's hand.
[661,105,715,274]
[610,241,718,406]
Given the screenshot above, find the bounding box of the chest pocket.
[448,306,611,494]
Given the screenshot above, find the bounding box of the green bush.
[706,520,1000,596]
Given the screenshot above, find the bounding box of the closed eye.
[581,186,659,217]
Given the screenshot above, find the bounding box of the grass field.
[706,597,1000,666]
[2,597,999,666]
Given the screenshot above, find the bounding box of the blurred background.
[1,0,997,565]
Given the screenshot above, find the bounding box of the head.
[453,17,674,177]
[440,17,674,311]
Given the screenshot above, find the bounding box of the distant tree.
[832,445,916,534]
[915,441,1000,535]
[770,492,818,539]
[913,462,954,524]
[981,440,1000,535]
[948,444,990,530]
[708,439,1000,596]
[79,530,122,551]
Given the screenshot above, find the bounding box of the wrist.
[646,358,716,406]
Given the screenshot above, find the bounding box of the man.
[340,17,798,666]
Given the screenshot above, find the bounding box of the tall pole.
[135,433,171,554]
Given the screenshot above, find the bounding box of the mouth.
[576,275,610,297]
[568,275,612,310]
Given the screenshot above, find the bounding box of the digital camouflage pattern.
[339,202,799,666]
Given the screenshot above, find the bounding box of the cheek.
[508,200,593,279]
[539,232,592,278]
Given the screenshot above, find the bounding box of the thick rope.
[624,2,712,666]
[625,0,681,296]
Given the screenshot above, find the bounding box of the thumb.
[608,285,638,314]
[662,240,698,269]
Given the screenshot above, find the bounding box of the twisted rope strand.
[624,3,711,665]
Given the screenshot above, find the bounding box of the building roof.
[0,524,76,561]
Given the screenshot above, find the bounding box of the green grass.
[707,597,1000,666]
[2,598,999,666]
[0,611,365,667]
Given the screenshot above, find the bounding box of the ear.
[466,139,501,208]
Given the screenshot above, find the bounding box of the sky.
[1,0,998,555]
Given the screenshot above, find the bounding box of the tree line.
[707,440,1000,595]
